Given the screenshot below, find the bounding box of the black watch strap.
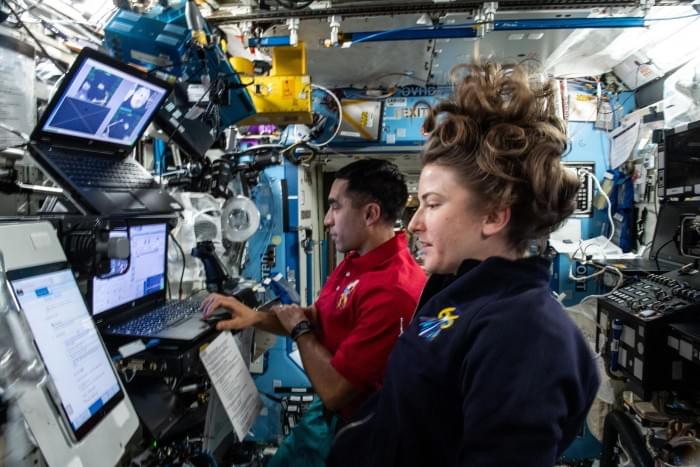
[290,320,313,341]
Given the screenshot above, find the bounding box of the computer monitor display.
[664,123,700,197]
[92,223,167,316]
[8,267,124,441]
[41,55,168,146]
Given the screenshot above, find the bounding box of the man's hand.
[200,293,259,331]
[272,304,309,335]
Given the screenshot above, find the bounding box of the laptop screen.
[41,53,168,147]
[92,223,167,316]
[8,267,124,441]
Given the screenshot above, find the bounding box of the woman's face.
[408,164,487,275]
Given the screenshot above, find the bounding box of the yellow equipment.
[234,43,313,126]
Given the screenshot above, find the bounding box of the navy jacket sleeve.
[458,298,599,466]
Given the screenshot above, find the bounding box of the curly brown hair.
[421,63,580,253]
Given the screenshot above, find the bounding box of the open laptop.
[29,47,182,216]
[6,263,127,442]
[1,221,139,466]
[89,221,212,344]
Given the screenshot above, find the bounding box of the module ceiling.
[208,0,695,23]
[207,0,697,87]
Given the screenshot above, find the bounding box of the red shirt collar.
[344,232,409,272]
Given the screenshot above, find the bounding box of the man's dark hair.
[335,159,408,224]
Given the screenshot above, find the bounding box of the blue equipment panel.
[241,162,298,283]
[237,161,310,442]
[105,10,191,75]
[104,7,256,128]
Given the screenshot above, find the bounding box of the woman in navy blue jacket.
[327,63,600,467]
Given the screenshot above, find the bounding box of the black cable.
[424,39,436,86]
[4,0,66,74]
[653,234,678,260]
[652,232,679,270]
[169,232,186,300]
[600,410,653,467]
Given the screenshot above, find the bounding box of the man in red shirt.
[202,159,425,462]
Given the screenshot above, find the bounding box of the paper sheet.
[200,332,262,440]
[0,39,35,148]
[609,118,640,169]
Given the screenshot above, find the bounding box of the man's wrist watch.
[290,320,313,341]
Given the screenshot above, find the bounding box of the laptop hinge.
[46,141,122,156]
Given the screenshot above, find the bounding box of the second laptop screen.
[92,223,167,315]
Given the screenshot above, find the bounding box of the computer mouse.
[202,309,230,327]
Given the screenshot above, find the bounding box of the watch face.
[291,320,313,340]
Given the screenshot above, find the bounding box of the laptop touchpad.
[104,192,147,211]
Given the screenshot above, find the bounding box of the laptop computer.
[29,47,182,216]
[89,221,212,344]
[6,263,127,442]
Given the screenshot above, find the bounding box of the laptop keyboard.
[50,152,154,189]
[108,299,202,337]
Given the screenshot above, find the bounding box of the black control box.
[117,333,217,379]
[597,269,700,398]
[668,322,700,369]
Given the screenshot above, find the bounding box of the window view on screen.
[42,57,167,146]
[10,269,121,434]
[92,223,166,315]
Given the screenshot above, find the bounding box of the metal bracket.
[480,1,498,36]
[328,15,342,47]
[287,17,300,46]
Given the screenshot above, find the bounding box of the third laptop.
[29,47,181,215]
[90,222,210,344]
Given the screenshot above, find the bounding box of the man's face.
[324,179,370,254]
[130,87,150,109]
